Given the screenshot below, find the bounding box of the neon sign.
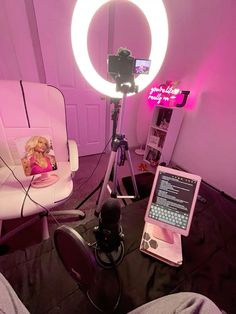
[148,81,190,107]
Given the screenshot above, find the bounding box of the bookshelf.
[144,106,184,166]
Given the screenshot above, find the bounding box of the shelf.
[147,143,162,151]
[144,106,184,167]
[151,125,168,133]
[144,145,161,163]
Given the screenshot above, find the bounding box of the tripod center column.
[117,92,127,135]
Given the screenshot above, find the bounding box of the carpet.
[122,172,155,201]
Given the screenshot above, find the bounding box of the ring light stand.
[75,89,140,215]
[94,87,140,216]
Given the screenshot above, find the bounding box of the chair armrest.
[67,140,79,172]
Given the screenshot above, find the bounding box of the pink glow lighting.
[148,81,190,108]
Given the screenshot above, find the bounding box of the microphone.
[100,197,121,232]
[94,198,124,267]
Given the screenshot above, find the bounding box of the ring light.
[71,0,169,98]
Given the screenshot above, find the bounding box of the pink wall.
[0,0,40,82]
[160,0,236,198]
[111,0,236,198]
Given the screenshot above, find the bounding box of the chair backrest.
[0,80,69,167]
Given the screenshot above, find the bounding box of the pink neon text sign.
[148,81,190,107]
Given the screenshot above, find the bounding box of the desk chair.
[0,80,84,245]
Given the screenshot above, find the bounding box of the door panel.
[33,0,108,156]
[0,0,40,81]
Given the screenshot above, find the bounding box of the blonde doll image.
[21,136,57,176]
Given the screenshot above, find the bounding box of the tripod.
[94,91,140,215]
[75,91,140,214]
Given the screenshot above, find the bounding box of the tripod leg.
[126,149,140,199]
[110,149,120,197]
[75,180,104,209]
[95,151,116,216]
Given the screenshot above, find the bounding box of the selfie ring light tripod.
[94,86,140,216]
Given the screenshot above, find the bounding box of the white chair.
[0,80,84,245]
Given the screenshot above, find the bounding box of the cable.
[20,176,35,218]
[1,155,122,312]
[0,155,60,226]
[85,246,122,313]
[1,135,111,227]
[0,156,47,211]
[20,80,30,128]
[105,252,122,312]
[76,136,112,193]
[86,292,104,313]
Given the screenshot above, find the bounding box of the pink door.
[33,0,108,156]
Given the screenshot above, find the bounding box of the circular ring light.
[71,0,168,98]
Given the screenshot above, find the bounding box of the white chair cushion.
[0,162,73,220]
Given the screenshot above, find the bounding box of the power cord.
[20,176,35,218]
[76,136,112,193]
[0,136,112,238]
[85,248,122,313]
[0,155,61,226]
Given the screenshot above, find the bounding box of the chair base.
[52,210,85,218]
[0,213,49,245]
[0,209,85,246]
